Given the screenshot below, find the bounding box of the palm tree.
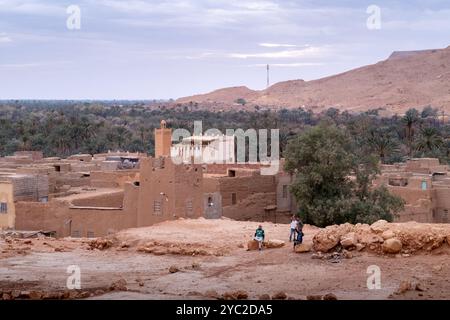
[367,129,399,164]
[402,108,420,157]
[415,127,444,155]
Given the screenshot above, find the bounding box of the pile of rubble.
[312,220,450,255]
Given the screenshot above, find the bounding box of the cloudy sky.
[0,0,449,99]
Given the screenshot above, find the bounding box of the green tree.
[402,108,420,157]
[415,127,444,155]
[284,124,404,227]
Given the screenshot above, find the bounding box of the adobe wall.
[70,191,124,208]
[202,163,265,175]
[137,157,204,226]
[90,170,139,188]
[216,174,278,221]
[0,182,15,229]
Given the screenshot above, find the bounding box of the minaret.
[154,120,172,158]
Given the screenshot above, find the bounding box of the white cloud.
[259,43,298,48]
[0,0,64,15]
[229,46,327,59]
[248,62,323,67]
[0,33,12,43]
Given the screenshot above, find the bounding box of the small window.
[153,201,162,215]
[282,185,288,199]
[72,230,80,238]
[421,181,427,190]
[0,202,7,214]
[231,193,237,205]
[228,170,236,177]
[54,165,61,172]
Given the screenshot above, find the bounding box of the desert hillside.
[177,46,450,113]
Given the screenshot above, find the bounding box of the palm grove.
[1,101,449,225]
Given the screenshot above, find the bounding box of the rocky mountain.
[177,46,450,114]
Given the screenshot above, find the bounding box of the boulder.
[258,294,271,300]
[294,243,312,253]
[340,232,357,248]
[247,240,260,251]
[381,230,395,240]
[370,220,389,233]
[264,239,285,249]
[395,281,412,294]
[382,238,402,254]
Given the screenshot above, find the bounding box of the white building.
[171,135,235,164]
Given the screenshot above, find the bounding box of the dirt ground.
[1,218,449,300]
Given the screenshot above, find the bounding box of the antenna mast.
[266,64,270,88]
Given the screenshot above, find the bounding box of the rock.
[119,242,130,248]
[2,293,12,300]
[110,279,128,291]
[54,247,64,252]
[395,281,412,294]
[382,238,403,254]
[306,295,323,300]
[258,294,271,300]
[340,232,357,248]
[294,243,312,253]
[432,265,442,272]
[11,290,21,299]
[381,230,396,240]
[222,291,248,300]
[19,291,30,299]
[29,291,43,300]
[323,293,338,300]
[191,262,201,270]
[311,252,324,259]
[247,240,260,251]
[415,283,425,292]
[264,239,285,249]
[204,290,220,299]
[94,289,105,296]
[370,220,389,233]
[271,292,287,300]
[313,224,353,252]
[169,266,180,273]
[342,250,353,259]
[89,239,113,250]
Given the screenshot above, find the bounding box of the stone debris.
[312,220,450,256]
[88,239,113,250]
